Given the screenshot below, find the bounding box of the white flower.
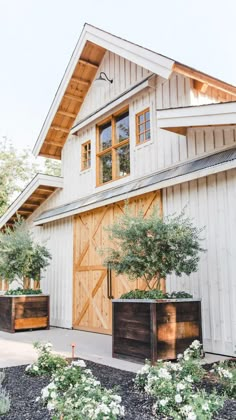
[139,364,150,375]
[50,391,57,399]
[202,402,209,411]
[159,398,169,407]
[158,368,172,380]
[175,394,182,404]
[48,382,56,389]
[181,405,193,415]
[190,340,201,350]
[33,365,39,371]
[71,360,86,368]
[217,367,233,379]
[177,382,186,391]
[171,363,181,371]
[184,355,190,361]
[35,396,40,402]
[41,387,49,399]
[185,375,193,383]
[113,395,122,403]
[47,401,55,411]
[177,353,183,360]
[187,413,196,420]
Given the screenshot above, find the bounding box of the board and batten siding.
[75,50,152,123]
[26,200,73,329]
[163,169,236,356]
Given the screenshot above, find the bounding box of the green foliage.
[5,288,42,295]
[25,342,68,376]
[40,360,124,419]
[43,158,61,177]
[0,217,51,286]
[0,371,10,415]
[0,138,39,216]
[135,340,226,420]
[103,206,205,290]
[0,137,61,217]
[120,289,193,299]
[212,361,236,398]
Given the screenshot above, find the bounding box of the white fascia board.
[86,26,174,79]
[32,29,88,157]
[157,101,236,130]
[71,77,153,133]
[34,159,236,226]
[0,174,63,229]
[33,24,174,157]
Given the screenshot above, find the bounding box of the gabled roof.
[0,174,63,229]
[33,23,236,160]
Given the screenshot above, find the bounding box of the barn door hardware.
[107,265,114,300]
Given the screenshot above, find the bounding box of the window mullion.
[111,116,116,180]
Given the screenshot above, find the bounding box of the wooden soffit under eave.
[4,185,57,229]
[173,63,236,97]
[39,42,106,159]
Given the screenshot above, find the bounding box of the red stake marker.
[71,343,75,359]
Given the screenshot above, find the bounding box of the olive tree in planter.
[103,207,205,363]
[0,218,51,333]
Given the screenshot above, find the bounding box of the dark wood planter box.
[112,299,202,364]
[0,295,50,333]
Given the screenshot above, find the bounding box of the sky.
[0,0,236,152]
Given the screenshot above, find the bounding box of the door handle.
[107,265,114,300]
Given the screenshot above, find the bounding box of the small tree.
[0,217,51,288]
[103,207,205,291]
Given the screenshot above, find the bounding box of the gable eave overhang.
[0,174,63,230]
[157,101,236,135]
[33,23,174,160]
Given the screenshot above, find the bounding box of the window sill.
[96,174,131,189]
[135,140,153,149]
[80,168,91,175]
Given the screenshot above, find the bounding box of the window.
[136,108,151,144]
[97,109,130,185]
[81,141,91,171]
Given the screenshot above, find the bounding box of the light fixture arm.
[99,72,113,84]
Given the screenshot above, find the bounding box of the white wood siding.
[27,204,73,328]
[163,170,236,356]
[76,50,151,123]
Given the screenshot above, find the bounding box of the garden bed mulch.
[1,360,236,420]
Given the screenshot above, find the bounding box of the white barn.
[1,24,236,356]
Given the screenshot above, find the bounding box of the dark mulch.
[0,360,235,419]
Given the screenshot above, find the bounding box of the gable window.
[97,109,130,185]
[81,141,91,171]
[136,108,151,144]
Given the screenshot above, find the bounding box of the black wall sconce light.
[95,71,113,86]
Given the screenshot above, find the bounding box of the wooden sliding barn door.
[73,191,162,334]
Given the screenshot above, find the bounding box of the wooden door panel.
[73,191,162,334]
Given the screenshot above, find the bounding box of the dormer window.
[97,109,130,185]
[81,141,91,171]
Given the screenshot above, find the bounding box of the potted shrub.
[0,218,51,333]
[103,207,205,363]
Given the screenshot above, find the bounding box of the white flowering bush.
[0,371,10,415]
[135,340,226,419]
[25,342,68,376]
[39,360,124,419]
[211,361,236,398]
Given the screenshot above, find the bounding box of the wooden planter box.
[112,299,202,363]
[0,295,50,333]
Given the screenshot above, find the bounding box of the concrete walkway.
[0,327,230,372]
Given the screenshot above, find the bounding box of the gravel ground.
[0,361,235,419]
